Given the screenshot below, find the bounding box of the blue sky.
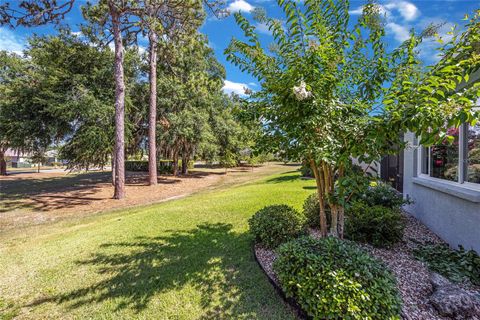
[0,0,478,95]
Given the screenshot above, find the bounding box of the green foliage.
[299,163,312,177]
[413,244,480,286]
[345,202,406,247]
[225,0,414,231]
[0,32,146,170]
[226,0,406,165]
[302,193,331,228]
[155,33,252,168]
[274,237,402,319]
[360,182,409,209]
[385,10,480,147]
[125,160,174,174]
[248,204,305,249]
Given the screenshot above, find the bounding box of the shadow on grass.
[0,172,111,213]
[28,223,268,318]
[0,170,221,213]
[265,174,300,184]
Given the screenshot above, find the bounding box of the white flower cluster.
[292,81,312,101]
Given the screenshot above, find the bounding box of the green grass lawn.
[0,166,315,319]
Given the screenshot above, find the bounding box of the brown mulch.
[254,213,479,320]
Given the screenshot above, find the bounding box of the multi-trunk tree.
[226,0,419,237]
[227,1,479,238]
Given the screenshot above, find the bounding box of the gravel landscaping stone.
[254,212,480,320]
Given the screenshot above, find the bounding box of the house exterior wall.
[403,131,480,253]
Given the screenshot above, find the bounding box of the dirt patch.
[0,164,291,232]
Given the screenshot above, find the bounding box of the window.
[467,123,480,184]
[418,124,480,187]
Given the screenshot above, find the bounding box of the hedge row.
[125,160,174,174]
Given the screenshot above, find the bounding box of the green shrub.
[248,205,305,249]
[345,202,405,247]
[360,182,408,209]
[299,164,313,177]
[274,237,402,319]
[125,160,174,174]
[413,243,480,286]
[302,193,331,228]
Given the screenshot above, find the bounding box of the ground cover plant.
[413,243,480,286]
[0,167,313,319]
[274,236,402,319]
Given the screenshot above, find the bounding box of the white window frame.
[416,123,480,192]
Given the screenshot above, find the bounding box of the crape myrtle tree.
[226,0,412,237]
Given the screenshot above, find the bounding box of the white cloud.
[386,22,410,42]
[0,28,24,55]
[349,1,419,22]
[416,21,455,64]
[349,7,364,15]
[385,1,420,21]
[255,22,271,35]
[138,46,146,55]
[223,80,251,95]
[349,4,389,18]
[227,0,254,13]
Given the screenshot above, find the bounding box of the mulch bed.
[254,213,479,320]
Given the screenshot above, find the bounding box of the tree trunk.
[110,4,126,200]
[111,152,116,186]
[37,162,40,173]
[330,205,339,237]
[337,165,346,238]
[148,30,158,186]
[0,150,7,176]
[338,206,345,239]
[310,159,328,237]
[181,154,188,175]
[172,152,179,176]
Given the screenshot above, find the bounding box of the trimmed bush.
[361,182,408,209]
[248,205,305,249]
[299,163,313,177]
[125,160,174,174]
[274,236,402,319]
[302,193,331,228]
[345,202,405,247]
